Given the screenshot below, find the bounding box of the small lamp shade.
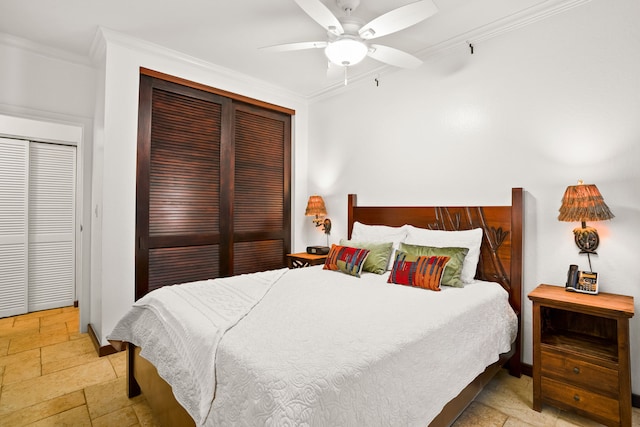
[305,195,327,217]
[558,181,613,258]
[305,195,331,235]
[558,182,614,223]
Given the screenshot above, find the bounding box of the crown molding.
[0,32,93,68]
[89,28,106,66]
[431,0,594,47]
[307,0,593,102]
[93,27,306,107]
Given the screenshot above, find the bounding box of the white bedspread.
[110,266,517,427]
[107,268,288,425]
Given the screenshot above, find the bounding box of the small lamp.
[305,195,332,235]
[558,180,614,270]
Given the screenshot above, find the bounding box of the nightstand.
[286,252,327,268]
[528,284,634,427]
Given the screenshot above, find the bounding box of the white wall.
[0,34,96,332]
[0,29,311,348]
[90,29,310,346]
[2,0,638,396]
[0,35,96,118]
[307,0,640,392]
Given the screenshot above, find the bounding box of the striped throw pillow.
[323,245,370,277]
[388,251,450,291]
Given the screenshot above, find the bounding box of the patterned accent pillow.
[339,239,393,274]
[323,244,370,277]
[388,251,451,291]
[404,226,482,283]
[398,243,469,287]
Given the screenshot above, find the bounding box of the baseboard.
[520,362,639,408]
[87,323,118,357]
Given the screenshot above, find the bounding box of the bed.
[109,188,523,427]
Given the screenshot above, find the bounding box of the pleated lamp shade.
[558,181,613,261]
[558,182,614,223]
[305,195,327,217]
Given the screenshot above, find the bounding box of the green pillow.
[339,239,393,274]
[398,243,469,287]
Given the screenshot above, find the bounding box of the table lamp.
[558,180,614,271]
[305,195,331,252]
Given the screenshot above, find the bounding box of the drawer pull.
[573,367,580,374]
[574,394,580,402]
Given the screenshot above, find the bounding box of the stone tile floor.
[0,307,157,426]
[1,306,638,426]
[453,368,640,427]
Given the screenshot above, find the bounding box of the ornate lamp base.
[572,223,599,254]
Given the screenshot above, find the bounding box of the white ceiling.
[1,0,589,98]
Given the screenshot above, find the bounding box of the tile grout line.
[81,387,92,425]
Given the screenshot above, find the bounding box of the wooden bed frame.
[126,187,524,427]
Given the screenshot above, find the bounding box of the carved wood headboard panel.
[347,188,523,372]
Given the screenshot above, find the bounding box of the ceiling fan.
[262,0,438,72]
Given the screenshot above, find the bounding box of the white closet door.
[28,142,76,311]
[0,138,29,317]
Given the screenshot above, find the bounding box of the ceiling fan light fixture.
[325,37,368,66]
[265,0,438,71]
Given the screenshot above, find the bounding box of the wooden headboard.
[347,188,523,374]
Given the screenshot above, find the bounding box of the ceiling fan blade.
[294,0,344,35]
[359,0,438,40]
[368,44,422,68]
[261,41,328,52]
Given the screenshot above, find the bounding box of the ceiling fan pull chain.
[344,67,348,85]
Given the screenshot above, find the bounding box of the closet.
[135,72,292,299]
[0,137,76,318]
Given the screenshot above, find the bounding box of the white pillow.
[404,226,483,283]
[350,221,408,270]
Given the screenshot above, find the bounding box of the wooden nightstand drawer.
[541,376,619,425]
[541,349,618,396]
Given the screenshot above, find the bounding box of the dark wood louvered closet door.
[232,104,291,274]
[136,73,291,300]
